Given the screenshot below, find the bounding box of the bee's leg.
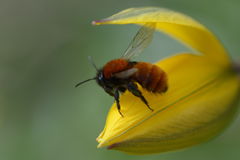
[114,89,124,117]
[118,87,127,93]
[127,82,154,111]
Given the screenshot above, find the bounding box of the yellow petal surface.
[93,7,231,67]
[94,7,240,154]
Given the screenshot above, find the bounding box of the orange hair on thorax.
[103,59,130,78]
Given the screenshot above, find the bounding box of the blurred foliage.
[0,0,240,160]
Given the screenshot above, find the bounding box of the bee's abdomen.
[133,62,168,93]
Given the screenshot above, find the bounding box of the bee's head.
[96,70,114,88]
[96,69,116,96]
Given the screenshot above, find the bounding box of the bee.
[76,23,168,116]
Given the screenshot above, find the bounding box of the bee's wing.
[114,68,138,79]
[121,23,155,60]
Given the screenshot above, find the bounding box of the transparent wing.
[121,23,155,59]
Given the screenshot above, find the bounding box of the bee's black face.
[96,69,129,96]
[96,70,115,96]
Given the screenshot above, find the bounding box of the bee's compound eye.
[99,72,104,80]
[97,72,105,85]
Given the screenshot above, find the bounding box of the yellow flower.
[93,7,240,154]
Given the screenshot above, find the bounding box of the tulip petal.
[94,7,240,154]
[93,7,231,67]
[97,53,240,154]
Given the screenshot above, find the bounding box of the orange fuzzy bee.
[76,24,168,116]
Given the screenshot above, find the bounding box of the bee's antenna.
[88,56,98,71]
[75,56,98,88]
[75,78,96,88]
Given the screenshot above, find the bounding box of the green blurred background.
[1,0,240,159]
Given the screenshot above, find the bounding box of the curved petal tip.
[92,19,109,25]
